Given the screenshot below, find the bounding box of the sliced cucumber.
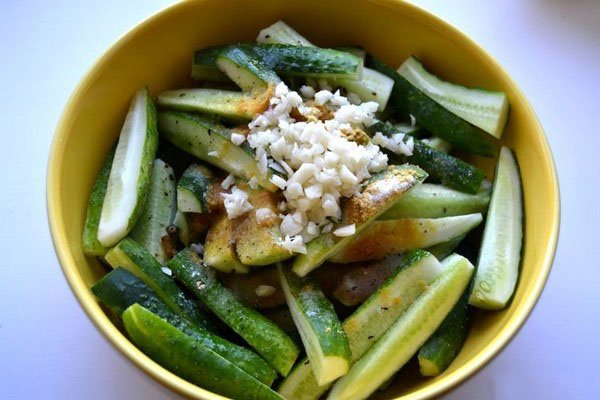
[158,111,276,191]
[92,268,277,386]
[328,254,474,400]
[419,287,471,376]
[172,210,190,246]
[123,305,283,400]
[193,44,363,80]
[98,87,159,247]
[82,148,115,256]
[234,182,292,266]
[167,249,299,376]
[157,88,271,120]
[426,235,466,261]
[104,238,210,328]
[204,214,249,273]
[278,250,443,400]
[278,265,351,385]
[176,164,216,213]
[367,56,496,157]
[215,46,281,91]
[257,21,314,46]
[398,56,509,139]
[331,214,482,263]
[192,46,230,82]
[129,159,176,264]
[469,147,523,310]
[292,164,427,277]
[423,137,452,153]
[371,121,485,193]
[379,183,491,219]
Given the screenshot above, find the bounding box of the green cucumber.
[123,305,283,400]
[204,214,249,273]
[331,214,482,263]
[193,44,363,80]
[371,121,485,193]
[398,56,509,139]
[367,56,496,157]
[157,88,271,120]
[167,249,300,376]
[418,288,471,376]
[191,47,230,82]
[328,254,474,400]
[98,87,159,247]
[129,159,176,264]
[257,21,314,46]
[426,235,466,261]
[215,46,281,91]
[104,238,210,328]
[158,111,277,191]
[278,250,443,400]
[278,265,351,385]
[292,164,427,277]
[82,148,115,256]
[92,268,277,386]
[234,182,292,266]
[172,210,190,246]
[469,147,523,310]
[176,163,216,213]
[379,183,491,219]
[423,137,452,153]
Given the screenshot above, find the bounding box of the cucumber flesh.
[104,238,211,328]
[158,111,277,191]
[98,88,158,247]
[278,250,444,400]
[257,21,314,46]
[204,214,249,273]
[92,268,277,386]
[423,137,452,153]
[167,249,300,376]
[176,164,216,213]
[129,159,176,264]
[379,182,491,219]
[172,210,190,246]
[82,148,115,256]
[469,147,523,310]
[292,164,427,277]
[398,56,509,139]
[278,265,351,385]
[331,213,483,263]
[123,305,284,400]
[215,46,281,91]
[328,254,474,400]
[418,287,471,376]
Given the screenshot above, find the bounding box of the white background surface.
[1,0,599,398]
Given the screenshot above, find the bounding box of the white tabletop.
[1,0,598,399]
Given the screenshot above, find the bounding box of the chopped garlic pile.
[225,82,401,254]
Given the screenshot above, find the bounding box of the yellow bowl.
[47,0,560,399]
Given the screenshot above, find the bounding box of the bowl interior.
[47,0,559,399]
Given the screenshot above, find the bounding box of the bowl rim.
[46,0,560,399]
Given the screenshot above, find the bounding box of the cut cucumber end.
[417,357,441,377]
[176,187,203,213]
[316,356,350,386]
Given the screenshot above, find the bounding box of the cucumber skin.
[328,254,474,400]
[105,238,211,329]
[371,121,485,194]
[418,289,471,376]
[279,266,351,384]
[177,164,215,213]
[167,249,300,376]
[367,56,496,157]
[216,46,281,91]
[92,268,277,386]
[82,148,115,256]
[130,159,176,264]
[292,164,428,277]
[123,305,284,400]
[379,183,491,219]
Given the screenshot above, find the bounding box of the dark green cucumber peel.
[92,268,277,386]
[367,56,496,157]
[167,248,300,376]
[123,305,283,400]
[418,288,471,376]
[177,164,215,213]
[104,238,211,329]
[371,121,485,194]
[82,148,115,256]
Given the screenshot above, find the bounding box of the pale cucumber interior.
[98,88,150,247]
[278,358,329,400]
[328,254,474,400]
[177,187,203,213]
[469,147,523,309]
[172,211,190,246]
[398,56,509,138]
[215,54,279,92]
[257,21,314,46]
